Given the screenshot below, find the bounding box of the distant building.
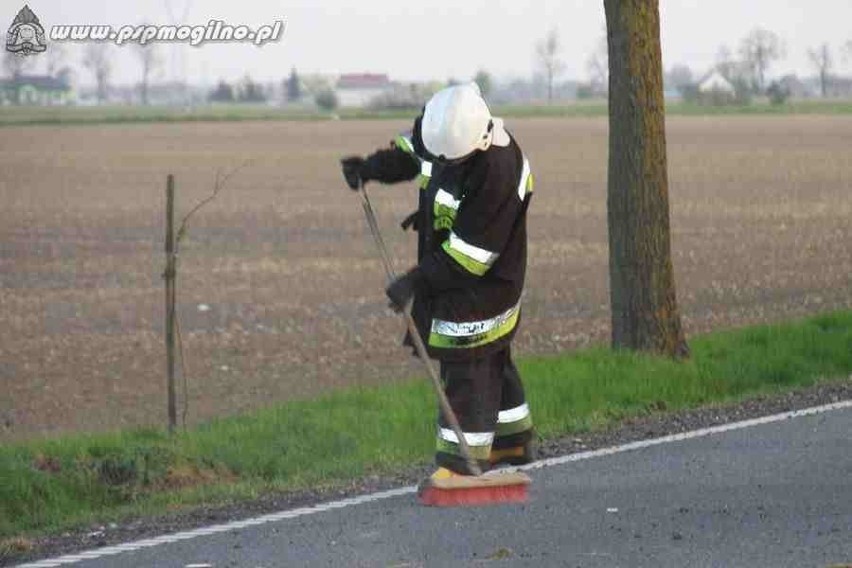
[778,75,814,99]
[698,70,735,95]
[100,81,205,106]
[689,69,738,105]
[335,73,392,108]
[829,76,852,98]
[0,74,73,106]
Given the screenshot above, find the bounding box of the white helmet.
[421,82,493,161]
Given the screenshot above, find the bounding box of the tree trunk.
[604,0,689,358]
[547,67,554,103]
[141,66,150,105]
[97,73,107,104]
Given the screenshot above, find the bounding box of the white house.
[698,70,735,94]
[335,73,392,108]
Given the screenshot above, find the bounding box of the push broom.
[356,182,530,507]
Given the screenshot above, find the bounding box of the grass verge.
[1,99,851,127]
[1,310,850,540]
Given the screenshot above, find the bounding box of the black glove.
[385,267,425,313]
[400,210,419,232]
[341,156,366,190]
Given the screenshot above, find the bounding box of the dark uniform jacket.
[363,116,533,361]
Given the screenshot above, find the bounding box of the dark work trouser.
[435,346,534,474]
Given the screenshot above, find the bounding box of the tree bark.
[604,0,689,358]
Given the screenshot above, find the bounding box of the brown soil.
[1,116,850,440]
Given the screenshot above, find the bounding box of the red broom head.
[418,482,528,507]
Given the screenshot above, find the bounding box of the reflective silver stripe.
[439,428,494,447]
[435,189,461,211]
[498,403,530,424]
[517,157,531,200]
[446,232,498,266]
[431,301,520,338]
[421,161,433,177]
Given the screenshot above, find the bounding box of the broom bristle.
[418,482,528,507]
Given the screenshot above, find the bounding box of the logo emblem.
[6,5,47,56]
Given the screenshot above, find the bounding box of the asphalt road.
[24,404,852,568]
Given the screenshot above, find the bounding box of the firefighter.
[341,83,535,478]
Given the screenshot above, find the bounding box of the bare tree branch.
[586,33,608,92]
[175,158,253,247]
[83,44,112,103]
[535,28,565,103]
[170,158,251,430]
[3,51,30,78]
[175,308,189,430]
[738,28,785,93]
[838,40,852,70]
[46,43,66,77]
[807,44,833,98]
[134,41,162,105]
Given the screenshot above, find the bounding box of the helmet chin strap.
[489,117,511,148]
[481,119,495,150]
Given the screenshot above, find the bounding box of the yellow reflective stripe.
[497,403,531,424]
[439,428,494,447]
[435,189,460,211]
[394,134,415,155]
[419,162,433,191]
[431,301,519,338]
[443,240,488,276]
[495,403,533,436]
[436,438,491,460]
[441,232,498,276]
[429,302,521,349]
[433,189,460,229]
[495,412,533,437]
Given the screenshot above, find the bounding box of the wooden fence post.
[164,174,177,434]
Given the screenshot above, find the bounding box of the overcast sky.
[8,1,852,87]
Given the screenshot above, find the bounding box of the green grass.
[1,99,850,127]
[498,99,852,118]
[0,311,850,541]
[668,99,852,116]
[0,104,330,126]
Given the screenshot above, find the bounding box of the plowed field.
[1,116,850,439]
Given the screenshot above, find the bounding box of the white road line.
[514,399,852,474]
[17,399,852,568]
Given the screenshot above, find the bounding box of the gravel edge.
[3,377,850,566]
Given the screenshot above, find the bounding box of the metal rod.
[357,183,482,476]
